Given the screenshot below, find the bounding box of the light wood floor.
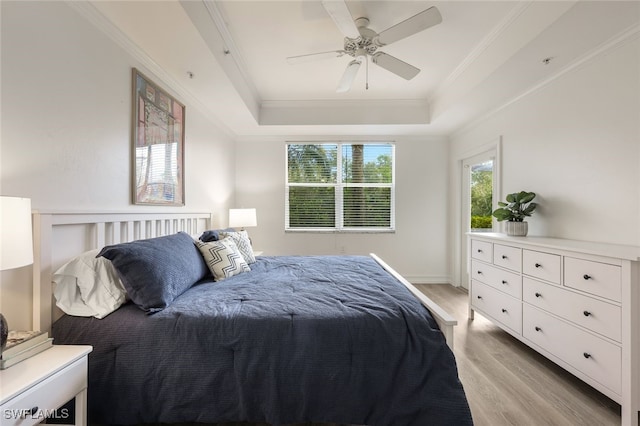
[415,283,621,426]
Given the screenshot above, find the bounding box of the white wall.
[0,1,235,330]
[235,136,450,282]
[449,36,640,284]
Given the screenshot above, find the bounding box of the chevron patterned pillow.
[219,230,256,264]
[196,238,250,281]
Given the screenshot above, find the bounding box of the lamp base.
[0,313,8,353]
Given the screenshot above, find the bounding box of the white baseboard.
[405,276,451,285]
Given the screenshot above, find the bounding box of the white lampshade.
[229,208,257,228]
[0,196,34,270]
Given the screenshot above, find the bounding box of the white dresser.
[468,232,640,426]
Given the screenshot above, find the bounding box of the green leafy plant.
[492,191,537,222]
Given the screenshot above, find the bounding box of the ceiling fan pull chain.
[366,57,369,90]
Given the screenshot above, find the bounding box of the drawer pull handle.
[535,326,542,332]
[583,352,592,359]
[477,249,483,253]
[501,308,508,313]
[583,310,591,317]
[22,407,38,418]
[477,270,482,275]
[501,255,507,259]
[535,292,542,298]
[477,295,482,300]
[583,274,592,280]
[501,280,507,285]
[535,263,542,268]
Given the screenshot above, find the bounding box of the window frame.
[285,141,396,233]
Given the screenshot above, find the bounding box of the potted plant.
[492,191,537,236]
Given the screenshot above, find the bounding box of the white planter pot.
[505,221,528,236]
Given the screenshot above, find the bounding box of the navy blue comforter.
[53,256,472,425]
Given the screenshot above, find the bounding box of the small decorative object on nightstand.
[1,331,53,369]
[0,345,92,426]
[0,196,34,352]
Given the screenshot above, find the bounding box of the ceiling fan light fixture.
[289,1,442,92]
[336,59,361,93]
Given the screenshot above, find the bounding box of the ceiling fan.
[286,1,442,93]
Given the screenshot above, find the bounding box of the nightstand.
[0,345,92,426]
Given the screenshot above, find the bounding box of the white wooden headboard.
[32,211,211,333]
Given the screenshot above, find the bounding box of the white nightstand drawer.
[523,304,621,395]
[564,257,621,302]
[0,346,91,426]
[472,280,522,334]
[471,260,522,299]
[493,244,522,272]
[523,249,561,284]
[523,277,621,342]
[1,356,87,426]
[471,240,492,263]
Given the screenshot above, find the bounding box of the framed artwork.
[132,68,185,205]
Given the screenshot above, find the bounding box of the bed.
[33,212,473,426]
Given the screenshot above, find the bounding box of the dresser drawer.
[1,357,87,426]
[471,240,492,263]
[523,250,561,284]
[523,304,621,395]
[493,244,522,272]
[471,260,522,299]
[472,280,522,334]
[523,277,621,342]
[564,257,621,302]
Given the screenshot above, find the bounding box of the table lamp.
[0,197,34,351]
[229,208,257,231]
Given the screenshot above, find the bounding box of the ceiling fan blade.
[372,52,420,80]
[286,50,346,65]
[321,0,360,39]
[376,6,442,46]
[336,60,361,93]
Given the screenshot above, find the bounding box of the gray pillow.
[98,232,208,313]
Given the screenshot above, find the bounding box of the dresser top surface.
[468,232,640,261]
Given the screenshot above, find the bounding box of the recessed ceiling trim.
[452,22,640,139]
[67,0,235,139]
[201,0,258,100]
[434,1,533,96]
[262,99,430,109]
[430,0,578,120]
[260,99,430,126]
[180,0,261,122]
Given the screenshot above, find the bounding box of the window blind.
[286,143,395,231]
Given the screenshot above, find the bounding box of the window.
[286,142,395,232]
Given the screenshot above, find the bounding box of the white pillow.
[196,239,250,281]
[53,249,127,319]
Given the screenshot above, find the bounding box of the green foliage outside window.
[470,168,493,230]
[287,143,393,230]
